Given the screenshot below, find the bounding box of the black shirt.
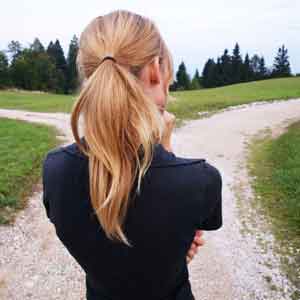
[42,139,223,300]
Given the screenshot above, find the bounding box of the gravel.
[1,98,300,300]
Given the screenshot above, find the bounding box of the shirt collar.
[65,137,204,167]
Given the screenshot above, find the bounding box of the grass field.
[0,118,59,224]
[0,90,75,113]
[168,77,300,123]
[248,121,300,293]
[0,77,299,123]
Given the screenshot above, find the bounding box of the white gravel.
[0,98,300,300]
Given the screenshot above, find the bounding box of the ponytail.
[71,56,163,246]
[70,10,173,246]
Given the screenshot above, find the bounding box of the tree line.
[0,36,79,93]
[170,43,293,91]
[0,39,295,93]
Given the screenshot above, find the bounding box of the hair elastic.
[101,55,117,63]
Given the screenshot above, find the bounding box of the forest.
[0,38,296,93]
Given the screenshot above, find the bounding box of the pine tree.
[241,53,252,82]
[31,38,45,53]
[47,41,54,57]
[231,43,243,83]
[53,40,67,75]
[214,57,223,86]
[220,49,232,85]
[0,51,10,88]
[191,69,202,89]
[202,58,216,88]
[176,61,191,90]
[272,45,291,77]
[47,39,67,93]
[258,57,267,79]
[66,35,79,93]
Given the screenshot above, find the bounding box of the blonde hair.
[70,10,174,246]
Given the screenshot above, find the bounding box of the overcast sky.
[1,0,299,74]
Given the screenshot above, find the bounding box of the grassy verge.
[0,78,299,121]
[0,118,59,224]
[248,121,300,297]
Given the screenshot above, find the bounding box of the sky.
[1,0,299,75]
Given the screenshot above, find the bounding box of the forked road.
[0,98,300,300]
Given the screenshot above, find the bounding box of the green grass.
[0,90,75,113]
[248,121,300,292]
[0,118,59,224]
[168,77,300,124]
[0,78,299,121]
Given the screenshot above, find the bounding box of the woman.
[42,9,222,300]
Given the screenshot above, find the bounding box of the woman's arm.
[161,110,206,263]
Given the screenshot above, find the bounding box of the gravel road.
[0,98,300,300]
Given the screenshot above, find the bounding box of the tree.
[272,45,291,77]
[176,61,191,90]
[213,57,223,86]
[47,39,68,93]
[10,49,35,90]
[258,57,267,79]
[250,54,261,80]
[241,53,253,82]
[0,51,10,88]
[46,41,54,57]
[191,69,202,89]
[7,40,22,62]
[231,43,243,83]
[202,58,216,88]
[220,49,232,85]
[66,35,79,93]
[31,38,45,53]
[10,47,59,92]
[53,39,67,75]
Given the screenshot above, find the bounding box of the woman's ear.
[138,56,167,112]
[148,56,161,85]
[139,56,161,87]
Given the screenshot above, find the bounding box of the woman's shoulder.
[195,159,222,186]
[42,141,88,182]
[45,139,87,161]
[181,157,222,190]
[150,144,222,195]
[153,144,221,179]
[150,143,206,168]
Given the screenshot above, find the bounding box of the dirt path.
[0,98,300,300]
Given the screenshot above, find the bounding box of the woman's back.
[42,140,222,300]
[42,9,223,300]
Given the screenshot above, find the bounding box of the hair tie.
[101,55,117,64]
